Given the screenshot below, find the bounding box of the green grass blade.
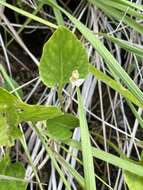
[127,100,143,129]
[91,0,143,35]
[0,1,57,29]
[113,0,143,11]
[89,64,143,108]
[77,88,96,190]
[66,140,143,177]
[53,0,64,25]
[89,0,143,19]
[100,33,143,57]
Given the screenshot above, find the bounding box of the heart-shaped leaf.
[46,113,79,141]
[39,26,89,88]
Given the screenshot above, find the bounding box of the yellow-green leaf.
[46,113,79,141]
[39,26,89,88]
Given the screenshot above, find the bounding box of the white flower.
[69,70,84,87]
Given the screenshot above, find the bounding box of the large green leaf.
[124,171,143,190]
[0,87,62,122]
[18,103,63,122]
[46,113,79,141]
[0,155,27,190]
[39,26,89,88]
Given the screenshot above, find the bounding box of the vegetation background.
[1,0,143,190]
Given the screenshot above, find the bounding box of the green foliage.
[1,1,143,189]
[124,171,143,190]
[39,26,89,88]
[0,87,19,105]
[0,87,65,146]
[66,139,143,177]
[89,64,143,108]
[0,88,22,146]
[124,153,143,190]
[46,113,79,141]
[77,88,96,190]
[90,0,143,35]
[17,103,63,122]
[45,0,143,107]
[0,111,21,147]
[3,78,23,98]
[0,155,27,190]
[100,33,143,58]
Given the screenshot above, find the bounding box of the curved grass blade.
[89,64,143,108]
[65,139,143,177]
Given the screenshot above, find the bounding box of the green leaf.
[0,87,62,123]
[0,155,27,190]
[46,113,79,141]
[0,88,22,146]
[0,108,21,147]
[17,103,63,122]
[0,117,13,147]
[124,171,143,190]
[0,87,19,105]
[39,26,89,88]
[0,65,22,99]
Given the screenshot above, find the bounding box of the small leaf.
[0,155,27,190]
[46,113,79,141]
[39,26,89,88]
[17,103,63,122]
[124,171,143,190]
